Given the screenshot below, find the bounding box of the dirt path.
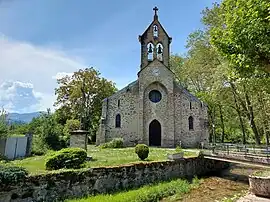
[163,164,265,202]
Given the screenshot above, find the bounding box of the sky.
[0,0,217,113]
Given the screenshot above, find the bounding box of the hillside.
[7,112,43,124]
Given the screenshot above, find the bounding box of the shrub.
[31,136,48,156]
[175,146,183,153]
[100,138,124,149]
[0,154,7,161]
[135,144,149,160]
[0,166,28,184]
[45,147,87,170]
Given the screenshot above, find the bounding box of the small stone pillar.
[25,133,33,156]
[70,130,88,151]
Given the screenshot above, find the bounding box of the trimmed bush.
[0,166,28,184]
[45,147,87,170]
[135,144,149,160]
[100,138,124,149]
[0,154,7,161]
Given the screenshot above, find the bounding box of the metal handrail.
[202,143,270,158]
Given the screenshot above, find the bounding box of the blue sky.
[0,0,217,113]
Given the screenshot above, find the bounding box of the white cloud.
[0,81,37,112]
[52,72,73,80]
[0,35,88,113]
[0,35,132,113]
[0,35,88,93]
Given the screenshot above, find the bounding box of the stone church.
[97,7,209,148]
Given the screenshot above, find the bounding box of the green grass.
[252,170,270,177]
[2,145,198,174]
[66,177,201,202]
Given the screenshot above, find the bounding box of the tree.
[63,119,80,137]
[54,68,117,137]
[35,109,65,150]
[203,0,270,76]
[0,108,8,139]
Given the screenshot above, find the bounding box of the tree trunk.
[219,105,225,143]
[230,82,260,144]
[243,86,261,145]
[231,83,246,144]
[208,106,216,143]
[258,93,270,145]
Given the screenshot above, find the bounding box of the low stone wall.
[0,157,229,202]
[249,175,270,198]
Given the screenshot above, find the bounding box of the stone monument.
[70,130,88,151]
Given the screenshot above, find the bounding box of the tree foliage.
[54,68,117,138]
[0,108,8,139]
[203,0,270,76]
[171,1,270,144]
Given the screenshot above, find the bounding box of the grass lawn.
[3,145,198,174]
[66,177,201,202]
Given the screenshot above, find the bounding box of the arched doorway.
[149,120,161,146]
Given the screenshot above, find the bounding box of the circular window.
[149,90,162,103]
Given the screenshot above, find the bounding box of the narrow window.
[115,114,121,128]
[156,43,163,61]
[118,100,120,107]
[153,25,158,37]
[190,102,192,110]
[189,116,194,130]
[147,43,154,61]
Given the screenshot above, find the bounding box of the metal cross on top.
[153,6,158,16]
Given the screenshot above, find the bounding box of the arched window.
[153,25,158,37]
[115,114,121,128]
[147,43,154,61]
[156,43,163,61]
[188,116,194,130]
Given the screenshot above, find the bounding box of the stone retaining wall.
[0,157,229,202]
[249,175,270,198]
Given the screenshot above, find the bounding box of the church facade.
[97,8,209,148]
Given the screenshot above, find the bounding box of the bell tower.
[138,7,172,69]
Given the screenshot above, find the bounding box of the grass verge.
[251,170,270,177]
[67,177,200,202]
[4,145,198,174]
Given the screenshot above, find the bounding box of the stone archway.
[149,119,161,146]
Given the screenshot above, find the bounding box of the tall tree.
[203,0,270,76]
[0,108,8,139]
[54,68,117,137]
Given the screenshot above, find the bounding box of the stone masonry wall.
[102,81,140,146]
[0,158,228,202]
[174,86,209,148]
[139,60,175,147]
[70,134,87,150]
[249,175,270,198]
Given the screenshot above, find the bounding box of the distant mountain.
[7,112,43,124]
